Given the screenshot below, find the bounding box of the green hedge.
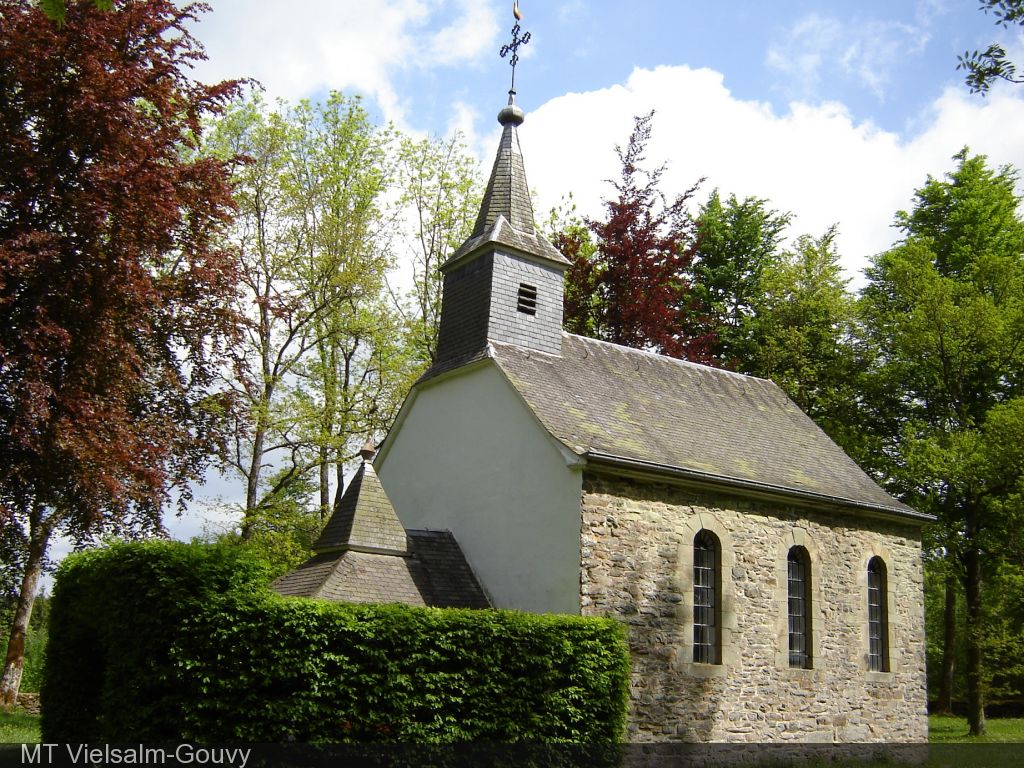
[42,541,630,743]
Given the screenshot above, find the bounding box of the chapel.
[275,38,931,744]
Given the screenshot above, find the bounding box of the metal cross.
[500,22,531,93]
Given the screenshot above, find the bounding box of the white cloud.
[518,65,1024,286]
[189,1,498,128]
[429,0,501,65]
[767,13,932,101]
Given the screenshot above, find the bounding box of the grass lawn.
[929,714,1024,742]
[0,709,40,744]
[3,711,1021,747]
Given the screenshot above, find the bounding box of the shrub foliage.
[42,541,630,743]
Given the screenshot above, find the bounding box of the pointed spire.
[445,92,568,268]
[312,446,408,556]
[473,91,533,236]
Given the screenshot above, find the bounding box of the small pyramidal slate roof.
[445,93,567,269]
[312,443,408,555]
[273,442,489,607]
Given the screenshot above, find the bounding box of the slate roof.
[446,95,567,269]
[272,530,491,609]
[449,214,567,269]
[274,452,490,608]
[488,333,923,519]
[313,461,408,555]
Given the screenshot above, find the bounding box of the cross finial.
[500,1,531,93]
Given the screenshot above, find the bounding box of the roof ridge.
[493,333,775,384]
[563,332,774,383]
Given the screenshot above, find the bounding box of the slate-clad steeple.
[433,91,569,371]
[446,93,567,270]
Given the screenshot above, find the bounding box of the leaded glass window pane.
[788,547,811,668]
[868,557,888,672]
[693,530,719,664]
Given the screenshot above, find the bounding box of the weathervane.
[500,0,531,93]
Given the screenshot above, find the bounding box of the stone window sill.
[778,666,817,682]
[678,661,729,678]
[865,670,895,683]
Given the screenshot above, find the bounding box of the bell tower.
[432,13,568,371]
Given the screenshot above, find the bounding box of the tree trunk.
[963,539,986,736]
[319,446,330,521]
[935,568,958,714]
[333,460,345,515]
[0,516,48,712]
[239,417,267,541]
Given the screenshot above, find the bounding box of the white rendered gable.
[376,361,583,614]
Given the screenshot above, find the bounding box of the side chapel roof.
[272,530,490,609]
[312,458,409,555]
[273,443,490,608]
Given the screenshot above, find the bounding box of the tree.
[958,1,1024,93]
[549,199,601,338]
[283,94,417,518]
[209,466,322,579]
[559,111,712,362]
[752,227,868,464]
[35,0,111,24]
[0,0,241,708]
[690,191,791,369]
[206,97,329,540]
[394,133,481,365]
[208,94,420,534]
[860,150,1024,735]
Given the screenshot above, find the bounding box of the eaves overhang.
[583,450,935,526]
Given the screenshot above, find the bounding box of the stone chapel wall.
[579,472,928,743]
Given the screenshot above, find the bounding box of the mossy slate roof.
[489,333,919,518]
[272,530,490,609]
[313,461,408,554]
[275,456,490,607]
[446,117,567,269]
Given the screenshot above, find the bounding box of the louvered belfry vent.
[517,283,537,315]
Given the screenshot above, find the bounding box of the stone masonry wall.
[579,472,928,743]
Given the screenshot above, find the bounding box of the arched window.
[867,556,889,672]
[693,530,721,664]
[787,546,812,669]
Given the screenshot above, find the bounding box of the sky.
[41,0,1024,569]
[184,0,1024,281]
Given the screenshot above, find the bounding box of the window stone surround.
[773,529,823,673]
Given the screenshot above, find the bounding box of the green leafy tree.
[0,0,240,708]
[211,467,321,578]
[753,228,869,464]
[549,201,601,338]
[861,150,1024,735]
[209,93,419,530]
[205,97,320,539]
[283,94,417,518]
[924,554,966,712]
[35,0,111,25]
[958,0,1024,93]
[394,133,481,364]
[690,191,791,369]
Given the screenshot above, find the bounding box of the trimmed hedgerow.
[41,540,273,743]
[42,541,630,743]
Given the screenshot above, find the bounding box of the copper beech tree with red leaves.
[559,111,714,363]
[0,0,242,708]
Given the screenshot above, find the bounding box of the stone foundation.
[579,472,928,743]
